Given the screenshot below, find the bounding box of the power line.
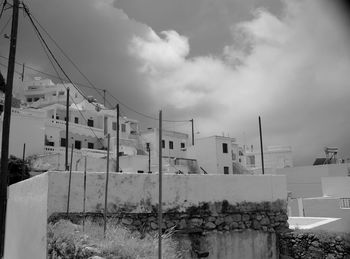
[23,5,191,123]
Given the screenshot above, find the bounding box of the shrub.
[8,155,30,185]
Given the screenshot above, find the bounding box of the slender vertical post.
[158,110,163,259]
[21,143,26,180]
[259,116,265,175]
[147,144,151,173]
[21,63,25,82]
[66,144,74,216]
[190,119,194,146]
[103,89,106,107]
[116,104,119,172]
[83,156,87,232]
[104,134,110,237]
[65,87,70,170]
[0,1,20,257]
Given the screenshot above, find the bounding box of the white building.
[241,145,293,174]
[187,136,239,174]
[23,77,83,108]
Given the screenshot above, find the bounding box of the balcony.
[46,119,104,138]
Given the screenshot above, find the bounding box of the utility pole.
[0,0,20,257]
[65,87,70,170]
[116,104,119,172]
[21,63,25,82]
[147,143,151,173]
[104,134,110,237]
[259,116,265,175]
[103,89,106,107]
[190,119,194,146]
[158,110,163,259]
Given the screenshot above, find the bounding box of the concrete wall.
[204,231,277,259]
[46,172,287,216]
[0,108,46,158]
[302,197,350,232]
[322,177,350,197]
[215,136,234,174]
[4,174,48,259]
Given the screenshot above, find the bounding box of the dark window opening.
[223,143,228,153]
[121,124,126,132]
[88,142,94,149]
[112,122,117,131]
[60,138,66,147]
[87,119,94,127]
[162,140,165,149]
[169,141,174,150]
[224,166,229,174]
[181,142,185,149]
[74,117,79,124]
[75,140,82,150]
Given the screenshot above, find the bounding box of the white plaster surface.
[47,172,287,216]
[4,173,48,259]
[203,231,277,259]
[276,164,349,198]
[322,177,350,197]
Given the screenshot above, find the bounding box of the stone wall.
[279,231,350,259]
[49,200,289,234]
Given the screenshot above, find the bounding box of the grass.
[48,219,189,259]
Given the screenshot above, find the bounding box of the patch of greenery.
[48,219,188,259]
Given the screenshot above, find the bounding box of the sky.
[0,0,349,166]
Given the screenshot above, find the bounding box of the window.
[56,115,59,120]
[112,122,117,131]
[247,156,255,167]
[58,91,65,95]
[52,93,56,96]
[27,98,32,102]
[88,142,94,149]
[169,141,174,150]
[87,119,94,127]
[181,142,185,149]
[60,138,66,147]
[34,97,40,102]
[51,115,54,119]
[162,140,165,149]
[224,166,229,174]
[232,151,236,160]
[121,124,126,132]
[75,140,82,150]
[340,198,350,209]
[74,117,79,124]
[222,143,228,153]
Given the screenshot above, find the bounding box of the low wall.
[4,174,48,259]
[322,177,350,197]
[5,172,289,259]
[279,231,350,258]
[46,172,287,216]
[276,164,349,198]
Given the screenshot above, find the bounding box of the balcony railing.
[46,119,104,137]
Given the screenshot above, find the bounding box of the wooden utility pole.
[116,104,119,172]
[65,87,70,170]
[259,116,265,175]
[103,89,106,107]
[104,134,110,237]
[158,110,162,259]
[0,0,19,257]
[190,119,194,146]
[66,144,74,216]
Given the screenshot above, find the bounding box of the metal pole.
[259,116,265,175]
[158,110,162,259]
[65,87,70,170]
[116,104,119,172]
[104,134,110,237]
[148,145,151,173]
[21,63,25,82]
[83,156,87,232]
[21,143,26,180]
[0,1,19,256]
[103,89,106,107]
[190,119,194,146]
[66,144,74,216]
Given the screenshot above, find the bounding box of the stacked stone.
[279,231,350,259]
[50,199,289,234]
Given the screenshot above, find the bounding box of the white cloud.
[129,0,350,164]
